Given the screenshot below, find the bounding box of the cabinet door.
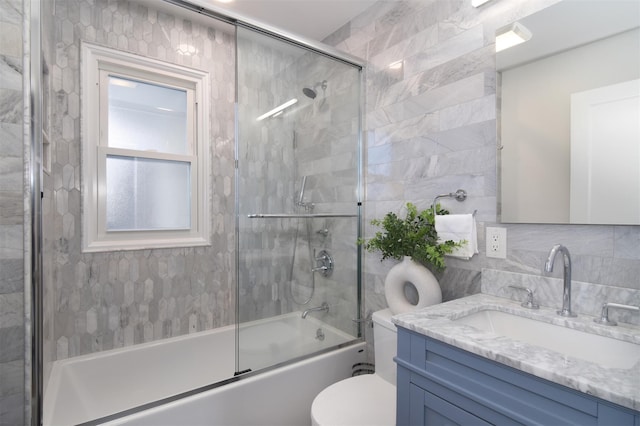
[409,383,491,426]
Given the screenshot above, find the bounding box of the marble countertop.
[392,293,640,411]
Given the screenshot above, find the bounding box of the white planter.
[384,256,442,315]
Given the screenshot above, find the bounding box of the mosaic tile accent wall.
[324,0,640,325]
[43,0,236,365]
[0,0,25,423]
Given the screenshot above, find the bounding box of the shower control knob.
[312,250,333,277]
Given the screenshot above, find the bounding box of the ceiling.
[197,0,379,41]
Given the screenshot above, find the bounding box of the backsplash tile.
[482,268,640,326]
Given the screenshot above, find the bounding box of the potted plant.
[359,202,464,314]
[360,202,462,271]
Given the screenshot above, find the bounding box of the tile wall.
[323,0,640,321]
[235,32,361,335]
[42,0,237,370]
[0,0,26,423]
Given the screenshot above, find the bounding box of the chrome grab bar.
[247,213,357,219]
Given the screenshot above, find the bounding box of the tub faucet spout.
[302,302,329,319]
[544,244,576,317]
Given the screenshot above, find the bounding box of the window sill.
[82,236,211,253]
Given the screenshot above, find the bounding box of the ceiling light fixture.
[256,98,298,121]
[495,22,532,52]
[472,0,491,7]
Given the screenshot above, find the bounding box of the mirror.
[497,0,640,225]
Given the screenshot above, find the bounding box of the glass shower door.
[235,26,362,374]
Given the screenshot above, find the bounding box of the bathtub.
[43,312,365,425]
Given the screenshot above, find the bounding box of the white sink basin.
[453,310,640,369]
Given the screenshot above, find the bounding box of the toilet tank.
[371,309,397,385]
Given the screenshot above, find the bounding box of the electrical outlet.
[486,227,507,259]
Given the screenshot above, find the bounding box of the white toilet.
[310,309,398,426]
[311,263,442,425]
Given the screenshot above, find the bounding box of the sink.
[453,310,640,369]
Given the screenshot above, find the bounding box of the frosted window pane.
[108,76,188,154]
[106,155,191,231]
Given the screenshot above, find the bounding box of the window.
[81,43,210,252]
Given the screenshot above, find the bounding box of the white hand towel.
[435,214,478,259]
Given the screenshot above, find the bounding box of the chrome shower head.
[302,87,317,99]
[302,80,327,99]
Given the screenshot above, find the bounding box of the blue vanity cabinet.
[395,326,640,426]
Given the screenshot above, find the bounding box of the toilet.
[310,309,397,426]
[311,265,442,425]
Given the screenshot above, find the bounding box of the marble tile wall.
[0,0,25,423]
[482,269,640,326]
[236,34,361,337]
[43,0,236,365]
[323,0,640,332]
[291,52,361,335]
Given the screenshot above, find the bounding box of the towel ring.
[432,189,467,216]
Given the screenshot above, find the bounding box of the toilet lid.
[311,375,396,426]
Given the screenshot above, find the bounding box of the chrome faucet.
[302,302,329,319]
[594,302,639,326]
[508,285,539,309]
[544,244,576,317]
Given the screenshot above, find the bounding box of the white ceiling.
[201,0,378,41]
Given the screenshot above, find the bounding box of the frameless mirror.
[497,0,640,224]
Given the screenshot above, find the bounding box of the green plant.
[359,202,463,272]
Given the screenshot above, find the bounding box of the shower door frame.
[233,21,366,376]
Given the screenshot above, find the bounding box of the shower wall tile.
[236,35,360,337]
[0,0,24,423]
[0,259,22,294]
[44,0,236,362]
[324,0,639,359]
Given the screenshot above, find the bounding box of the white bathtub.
[44,313,364,425]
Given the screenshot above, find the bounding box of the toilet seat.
[311,374,396,426]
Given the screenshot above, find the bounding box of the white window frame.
[81,42,210,252]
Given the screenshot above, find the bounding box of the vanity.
[393,294,640,425]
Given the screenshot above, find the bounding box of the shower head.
[302,80,327,99]
[302,87,317,99]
